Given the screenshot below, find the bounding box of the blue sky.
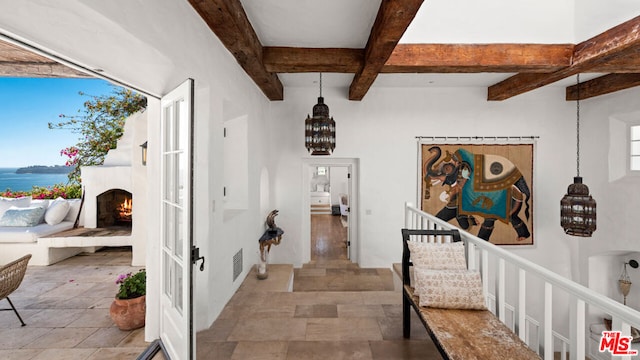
[0,78,117,168]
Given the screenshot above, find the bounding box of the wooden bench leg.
[403,292,410,338]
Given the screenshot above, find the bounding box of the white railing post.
[569,297,585,360]
[467,242,476,270]
[482,249,489,310]
[543,282,553,359]
[498,258,506,323]
[518,268,527,341]
[405,202,412,229]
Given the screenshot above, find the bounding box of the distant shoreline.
[15,165,73,174]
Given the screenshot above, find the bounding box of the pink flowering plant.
[116,269,146,299]
[1,184,81,199]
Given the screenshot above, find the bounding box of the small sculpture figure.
[257,210,284,279]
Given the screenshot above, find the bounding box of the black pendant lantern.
[305,73,335,155]
[560,74,596,236]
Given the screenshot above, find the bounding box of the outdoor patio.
[0,247,148,360]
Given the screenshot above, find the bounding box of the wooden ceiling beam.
[566,73,640,100]
[382,44,574,73]
[263,47,363,73]
[348,0,424,100]
[488,15,640,101]
[0,41,88,78]
[0,62,89,78]
[187,0,283,100]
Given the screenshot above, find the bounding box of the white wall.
[577,87,640,303]
[330,166,348,205]
[3,0,640,346]
[0,0,274,338]
[269,85,580,275]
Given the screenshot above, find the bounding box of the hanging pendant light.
[305,73,336,155]
[560,73,597,236]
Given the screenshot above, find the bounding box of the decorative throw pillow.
[0,206,46,227]
[64,199,82,222]
[44,197,70,225]
[407,241,467,270]
[414,268,486,310]
[0,196,31,218]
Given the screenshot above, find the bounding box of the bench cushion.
[0,221,75,243]
[0,206,46,227]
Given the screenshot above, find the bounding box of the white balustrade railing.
[405,202,640,360]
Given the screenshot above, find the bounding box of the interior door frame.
[301,157,359,265]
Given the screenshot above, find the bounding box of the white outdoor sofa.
[0,197,92,265]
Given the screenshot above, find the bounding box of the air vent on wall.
[233,248,243,281]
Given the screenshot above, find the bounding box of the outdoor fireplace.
[96,189,133,228]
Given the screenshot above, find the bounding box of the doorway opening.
[310,165,349,262]
[301,158,359,266]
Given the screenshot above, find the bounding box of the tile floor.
[1,246,442,359]
[0,248,148,360]
[197,262,442,359]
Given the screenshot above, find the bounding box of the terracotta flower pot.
[109,295,146,331]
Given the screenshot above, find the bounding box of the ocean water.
[0,168,70,192]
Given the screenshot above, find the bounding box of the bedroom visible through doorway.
[309,165,351,262]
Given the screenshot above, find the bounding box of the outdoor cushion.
[0,197,31,218]
[44,197,70,225]
[0,206,46,227]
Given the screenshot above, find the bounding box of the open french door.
[159,79,194,360]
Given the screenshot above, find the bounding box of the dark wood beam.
[383,44,573,73]
[349,0,424,100]
[0,63,89,78]
[0,41,88,78]
[188,0,283,100]
[566,73,640,100]
[488,15,640,101]
[263,47,363,73]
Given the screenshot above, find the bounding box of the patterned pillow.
[0,196,31,218]
[407,241,467,270]
[0,206,46,227]
[414,268,486,310]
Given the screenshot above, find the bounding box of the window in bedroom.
[631,125,640,171]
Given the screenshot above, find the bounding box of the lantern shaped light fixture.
[560,74,596,236]
[305,73,336,155]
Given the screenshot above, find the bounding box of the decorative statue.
[257,210,284,279]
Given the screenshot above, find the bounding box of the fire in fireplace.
[97,189,133,228]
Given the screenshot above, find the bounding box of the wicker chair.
[0,254,31,326]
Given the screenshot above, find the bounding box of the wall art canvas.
[420,143,534,245]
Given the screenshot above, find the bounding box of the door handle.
[191,246,205,271]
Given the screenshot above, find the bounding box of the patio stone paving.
[0,247,147,359]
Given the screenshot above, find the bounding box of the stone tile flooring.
[0,248,147,360]
[1,247,442,359]
[197,262,441,359]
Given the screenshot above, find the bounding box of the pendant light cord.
[576,73,580,177]
[319,72,323,97]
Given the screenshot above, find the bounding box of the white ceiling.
[240,0,637,90]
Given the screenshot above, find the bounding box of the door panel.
[160,79,194,360]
